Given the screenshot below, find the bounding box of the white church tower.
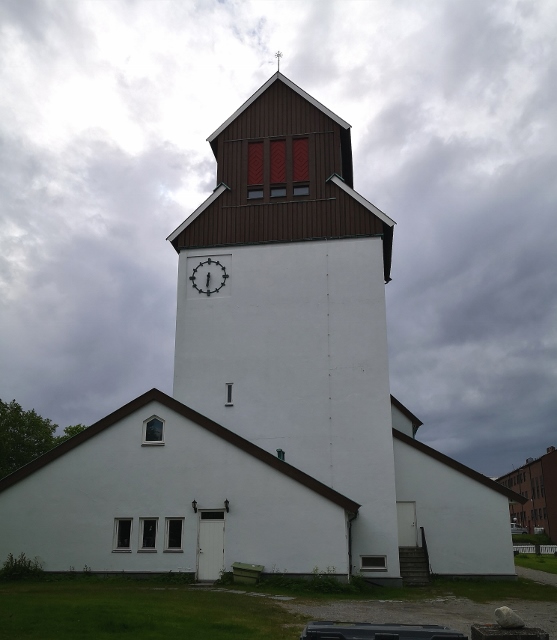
[168,73,401,582]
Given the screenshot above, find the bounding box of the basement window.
[360,555,387,571]
[113,518,132,552]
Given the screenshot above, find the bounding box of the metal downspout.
[347,511,359,580]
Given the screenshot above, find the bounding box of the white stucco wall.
[0,401,349,575]
[391,404,414,437]
[393,438,516,576]
[173,237,401,580]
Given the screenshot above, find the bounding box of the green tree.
[53,423,87,446]
[0,399,58,479]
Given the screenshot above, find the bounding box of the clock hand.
[206,272,211,288]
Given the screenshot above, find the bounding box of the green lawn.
[515,553,557,575]
[0,579,308,640]
[1,574,555,639]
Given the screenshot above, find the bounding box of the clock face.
[189,258,229,296]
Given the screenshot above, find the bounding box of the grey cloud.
[0,131,209,429]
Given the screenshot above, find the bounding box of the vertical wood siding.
[174,77,390,279]
[174,186,385,249]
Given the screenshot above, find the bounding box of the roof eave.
[166,183,230,248]
[0,388,360,514]
[393,429,528,504]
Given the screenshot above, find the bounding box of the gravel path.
[516,566,557,587]
[280,570,557,638]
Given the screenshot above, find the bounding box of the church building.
[0,73,525,585]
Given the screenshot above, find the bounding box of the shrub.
[0,552,44,580]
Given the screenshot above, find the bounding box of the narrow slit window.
[226,383,233,406]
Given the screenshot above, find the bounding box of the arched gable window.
[142,415,165,445]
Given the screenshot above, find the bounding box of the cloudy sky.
[1,0,555,477]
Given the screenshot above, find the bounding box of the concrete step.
[399,546,430,586]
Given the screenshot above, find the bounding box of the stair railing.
[420,526,432,576]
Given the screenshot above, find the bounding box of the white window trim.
[142,415,165,446]
[113,518,133,553]
[138,517,158,553]
[164,517,185,553]
[360,555,387,572]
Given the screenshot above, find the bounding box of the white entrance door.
[198,512,225,581]
[396,501,417,547]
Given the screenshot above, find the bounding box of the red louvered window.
[293,138,309,182]
[248,142,264,185]
[270,140,286,183]
[247,137,309,200]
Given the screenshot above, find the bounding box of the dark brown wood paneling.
[174,184,385,250]
[216,80,343,204]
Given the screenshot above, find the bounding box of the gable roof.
[207,72,351,147]
[166,182,229,244]
[0,388,360,514]
[392,429,527,504]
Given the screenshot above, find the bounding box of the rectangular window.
[247,188,263,199]
[200,511,225,520]
[139,518,157,551]
[113,519,132,551]
[293,185,309,196]
[248,142,264,185]
[225,383,233,406]
[270,139,286,183]
[165,518,184,551]
[360,555,387,571]
[293,137,309,182]
[270,187,287,198]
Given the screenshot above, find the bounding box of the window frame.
[164,518,185,553]
[142,415,165,446]
[138,517,158,552]
[360,555,387,572]
[247,188,264,200]
[270,186,287,198]
[113,518,133,552]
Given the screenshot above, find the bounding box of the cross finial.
[275,51,283,72]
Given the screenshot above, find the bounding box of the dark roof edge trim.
[166,183,230,247]
[392,429,527,504]
[0,389,360,514]
[390,395,423,428]
[207,72,351,143]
